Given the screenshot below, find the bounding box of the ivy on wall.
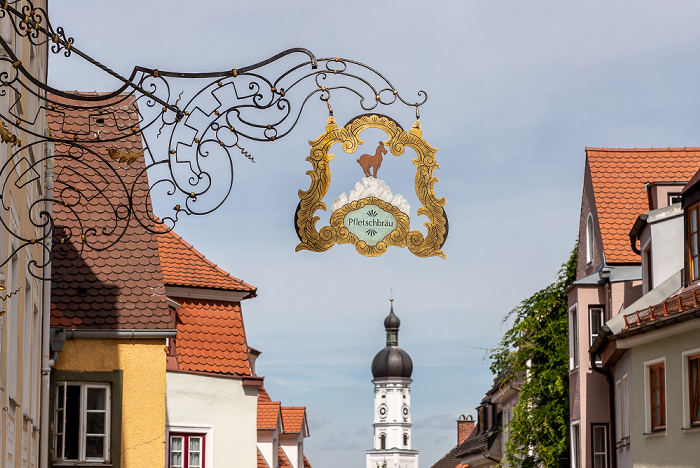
[489,245,577,467]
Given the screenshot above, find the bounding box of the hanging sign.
[294,114,447,258]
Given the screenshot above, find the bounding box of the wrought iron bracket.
[0,0,429,278]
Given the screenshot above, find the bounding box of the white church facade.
[366,300,419,468]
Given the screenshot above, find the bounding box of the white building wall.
[641,207,683,291]
[166,371,258,468]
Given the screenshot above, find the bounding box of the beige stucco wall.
[628,326,700,468]
[54,338,167,468]
[0,2,48,465]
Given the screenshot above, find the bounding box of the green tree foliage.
[489,245,577,467]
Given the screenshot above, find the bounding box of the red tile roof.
[281,407,306,434]
[170,298,251,376]
[586,147,700,264]
[258,386,272,402]
[257,449,269,468]
[278,447,292,468]
[258,401,281,430]
[49,93,171,330]
[304,455,312,468]
[157,228,256,293]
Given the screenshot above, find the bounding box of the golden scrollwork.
[330,197,410,257]
[0,119,21,147]
[295,113,447,258]
[107,147,145,165]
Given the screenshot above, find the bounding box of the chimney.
[457,414,475,444]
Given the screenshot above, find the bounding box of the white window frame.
[682,347,700,429]
[54,382,111,463]
[644,357,666,434]
[621,374,629,442]
[166,424,212,468]
[570,420,581,468]
[569,304,579,370]
[615,379,622,444]
[589,307,604,347]
[591,424,609,468]
[589,307,604,365]
[586,213,594,264]
[641,239,652,294]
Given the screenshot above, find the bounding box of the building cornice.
[64,329,176,339]
[165,285,253,302]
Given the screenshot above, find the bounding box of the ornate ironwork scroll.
[295,114,447,258]
[0,0,429,277]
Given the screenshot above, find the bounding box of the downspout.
[590,327,616,468]
[594,265,617,468]
[39,135,54,468]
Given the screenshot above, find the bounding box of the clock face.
[378,404,388,418]
[402,405,409,416]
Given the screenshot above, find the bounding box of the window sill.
[643,430,666,438]
[681,426,700,434]
[53,462,112,467]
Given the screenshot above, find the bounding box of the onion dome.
[371,299,413,379]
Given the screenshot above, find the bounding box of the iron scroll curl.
[0,0,429,276]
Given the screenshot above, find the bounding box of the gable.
[586,147,700,265]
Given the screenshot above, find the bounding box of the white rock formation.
[332,177,410,215]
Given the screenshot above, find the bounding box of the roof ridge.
[586,146,700,152]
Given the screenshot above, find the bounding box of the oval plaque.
[343,204,397,246]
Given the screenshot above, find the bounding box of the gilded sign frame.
[295,113,447,258]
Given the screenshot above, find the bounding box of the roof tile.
[258,401,281,430]
[281,407,306,434]
[586,147,700,263]
[157,228,256,293]
[169,297,252,376]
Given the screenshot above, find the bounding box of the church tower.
[366,299,419,468]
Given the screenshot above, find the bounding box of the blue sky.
[48,1,700,467]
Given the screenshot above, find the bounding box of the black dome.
[371,346,413,378]
[371,299,413,379]
[384,308,400,329]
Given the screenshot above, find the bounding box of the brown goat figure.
[357,141,387,178]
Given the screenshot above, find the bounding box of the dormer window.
[688,203,700,282]
[586,213,594,264]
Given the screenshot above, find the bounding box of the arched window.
[403,433,409,446]
[379,433,386,450]
[586,213,594,264]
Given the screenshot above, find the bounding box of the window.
[689,354,700,426]
[648,361,666,432]
[683,350,700,428]
[403,433,408,447]
[688,204,700,282]
[586,214,594,264]
[569,305,579,370]
[379,433,386,450]
[54,383,110,462]
[589,307,604,346]
[169,433,205,468]
[570,421,581,468]
[591,424,609,468]
[589,307,604,365]
[642,242,653,294]
[621,375,629,443]
[669,192,682,205]
[51,370,122,467]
